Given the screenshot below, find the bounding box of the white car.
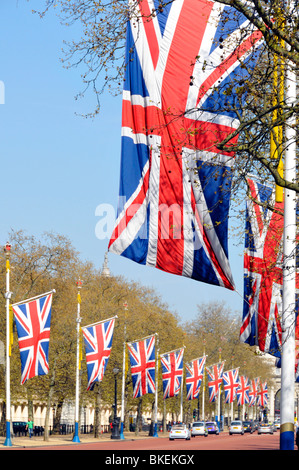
[169,424,191,440]
[229,420,244,435]
[191,421,208,437]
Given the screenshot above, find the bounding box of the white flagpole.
[4,243,12,447]
[280,21,297,448]
[153,334,159,437]
[120,302,128,440]
[180,366,184,422]
[73,279,82,443]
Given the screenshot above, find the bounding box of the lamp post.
[111,366,120,439]
[4,242,12,447]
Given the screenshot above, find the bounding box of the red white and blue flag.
[108,0,263,288]
[185,356,206,400]
[82,317,116,391]
[12,292,54,385]
[240,178,284,356]
[206,361,225,402]
[161,347,184,399]
[236,375,250,406]
[248,377,260,406]
[257,381,268,407]
[127,334,156,398]
[222,368,239,404]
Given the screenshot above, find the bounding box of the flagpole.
[180,366,184,422]
[153,335,159,437]
[202,341,206,421]
[4,243,12,447]
[73,279,82,443]
[120,302,128,440]
[280,16,297,447]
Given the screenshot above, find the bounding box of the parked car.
[243,421,254,433]
[169,424,191,440]
[258,421,274,434]
[206,421,219,435]
[191,421,208,437]
[229,420,244,435]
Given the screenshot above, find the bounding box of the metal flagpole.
[4,243,12,447]
[280,13,297,447]
[120,302,128,440]
[180,365,184,422]
[153,334,159,437]
[73,279,82,443]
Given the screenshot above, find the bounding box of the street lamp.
[111,367,120,439]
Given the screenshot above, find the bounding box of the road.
[10,431,284,451]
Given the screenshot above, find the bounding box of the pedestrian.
[26,419,33,438]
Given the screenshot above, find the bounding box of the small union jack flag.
[108,0,263,290]
[257,381,268,407]
[161,348,184,399]
[82,317,116,391]
[222,368,239,404]
[127,334,156,398]
[185,356,206,400]
[236,375,250,406]
[248,377,260,406]
[12,292,54,385]
[206,361,225,402]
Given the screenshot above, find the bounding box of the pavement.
[0,430,169,449]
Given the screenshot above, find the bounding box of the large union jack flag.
[236,375,250,406]
[127,334,156,398]
[257,381,268,407]
[206,361,225,402]
[82,317,116,391]
[108,0,263,288]
[161,347,184,399]
[222,368,239,403]
[240,178,299,361]
[185,356,206,400]
[12,292,54,385]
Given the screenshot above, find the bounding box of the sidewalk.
[0,431,169,449]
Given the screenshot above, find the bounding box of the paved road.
[3,431,285,451]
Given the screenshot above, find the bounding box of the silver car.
[258,421,274,434]
[229,420,244,435]
[191,421,208,437]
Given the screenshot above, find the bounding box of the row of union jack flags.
[10,294,267,408]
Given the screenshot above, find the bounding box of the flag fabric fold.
[109,0,263,289]
[222,368,239,404]
[82,317,116,391]
[185,356,206,400]
[161,348,184,399]
[257,381,268,407]
[12,292,54,385]
[236,375,250,406]
[206,361,225,402]
[127,334,156,398]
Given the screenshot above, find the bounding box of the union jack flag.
[248,377,260,406]
[82,317,116,391]
[222,368,239,404]
[12,292,54,385]
[185,356,206,400]
[108,0,263,289]
[127,334,156,398]
[161,348,184,399]
[257,381,268,407]
[206,361,225,402]
[236,375,250,406]
[240,178,299,361]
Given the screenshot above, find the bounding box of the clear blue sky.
[0,0,245,323]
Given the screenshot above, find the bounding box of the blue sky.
[0,0,245,323]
